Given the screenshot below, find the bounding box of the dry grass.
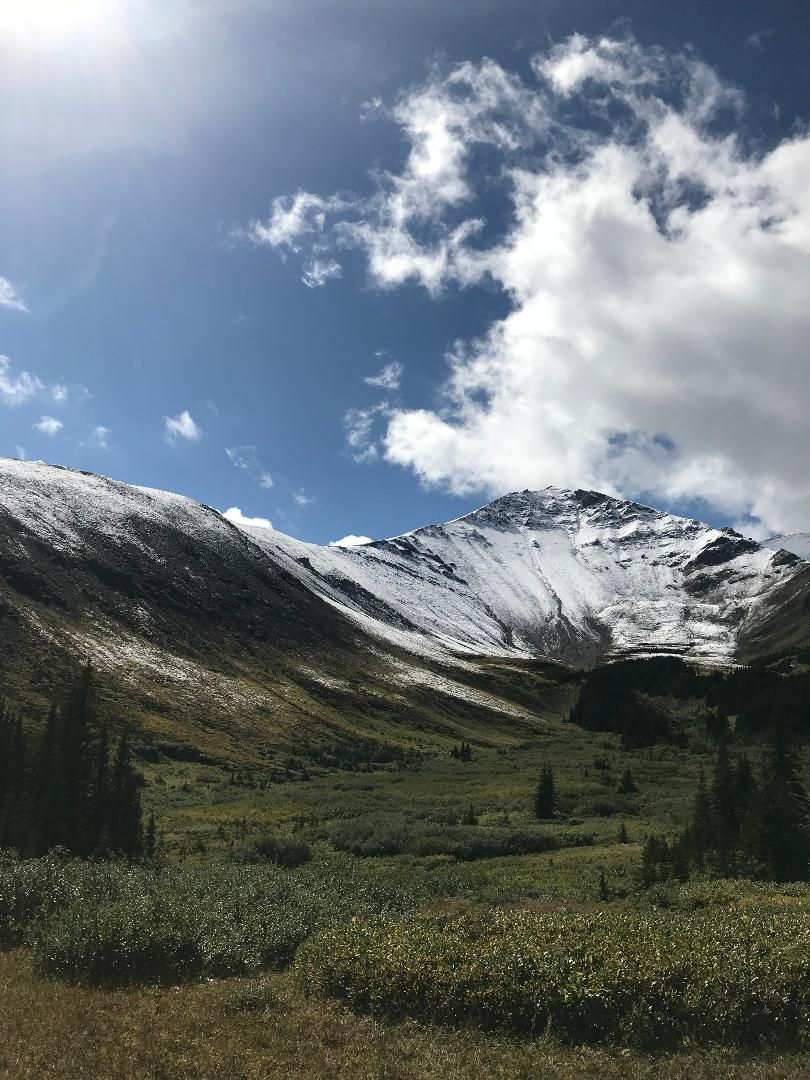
[2,951,810,1080]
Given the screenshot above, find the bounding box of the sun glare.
[0,0,117,38]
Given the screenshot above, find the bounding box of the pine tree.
[617,767,638,794]
[689,768,714,868]
[535,765,556,819]
[711,737,737,873]
[144,812,157,860]
[755,731,810,882]
[110,731,143,859]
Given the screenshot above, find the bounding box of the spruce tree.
[755,731,810,882]
[535,765,556,819]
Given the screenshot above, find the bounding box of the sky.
[0,0,808,545]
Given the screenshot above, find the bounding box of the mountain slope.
[1,460,808,762]
[0,459,561,760]
[766,534,810,561]
[244,489,808,665]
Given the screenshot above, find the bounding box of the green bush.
[1,851,430,986]
[321,816,562,860]
[234,833,312,867]
[295,906,810,1048]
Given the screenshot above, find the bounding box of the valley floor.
[3,950,810,1080]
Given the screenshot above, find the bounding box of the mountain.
[0,460,808,760]
[0,459,563,760]
[766,534,810,561]
[246,488,809,665]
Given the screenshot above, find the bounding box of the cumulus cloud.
[0,356,44,405]
[165,410,202,442]
[364,358,404,390]
[0,278,26,312]
[33,415,63,435]
[222,506,273,529]
[255,34,810,534]
[329,534,373,547]
[225,444,273,488]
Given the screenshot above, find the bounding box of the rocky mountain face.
[0,460,808,756]
[767,534,810,561]
[249,488,809,666]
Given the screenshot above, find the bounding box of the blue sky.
[1,0,808,542]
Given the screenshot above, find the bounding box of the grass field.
[5,951,810,1080]
[4,660,810,1077]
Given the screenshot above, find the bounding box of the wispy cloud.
[84,425,111,450]
[344,403,391,464]
[0,278,27,312]
[50,382,90,404]
[364,358,404,390]
[222,506,273,529]
[165,410,202,442]
[329,534,372,548]
[292,489,316,507]
[33,415,63,436]
[746,29,772,51]
[0,356,44,406]
[255,32,810,535]
[241,191,347,288]
[225,444,273,488]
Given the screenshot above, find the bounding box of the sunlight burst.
[0,0,117,38]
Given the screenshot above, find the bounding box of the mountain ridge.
[0,458,808,760]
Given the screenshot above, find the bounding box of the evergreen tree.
[617,767,638,794]
[534,765,556,819]
[711,737,737,873]
[754,731,810,882]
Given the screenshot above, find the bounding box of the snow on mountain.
[0,460,807,668]
[765,534,810,561]
[241,488,806,665]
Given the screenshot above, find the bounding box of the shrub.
[235,833,312,868]
[2,851,430,986]
[295,906,810,1048]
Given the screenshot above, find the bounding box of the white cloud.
[84,425,111,450]
[165,410,202,442]
[329,534,373,548]
[33,415,63,436]
[344,403,390,463]
[225,444,273,488]
[364,359,404,390]
[0,278,26,312]
[223,506,273,529]
[243,191,347,288]
[50,382,90,404]
[13,445,26,460]
[0,356,44,405]
[257,34,810,535]
[292,489,316,507]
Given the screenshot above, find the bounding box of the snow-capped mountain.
[766,534,810,561]
[244,488,808,665]
[0,460,808,683]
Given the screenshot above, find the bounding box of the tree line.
[642,729,810,884]
[0,665,149,859]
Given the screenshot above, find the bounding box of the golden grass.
[2,951,810,1080]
